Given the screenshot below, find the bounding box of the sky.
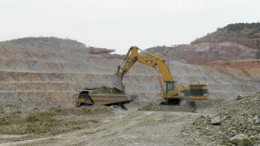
[0,0,260,54]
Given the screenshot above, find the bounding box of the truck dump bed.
[89,93,132,105]
[75,86,133,109]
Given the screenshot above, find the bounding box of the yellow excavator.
[115,46,208,106]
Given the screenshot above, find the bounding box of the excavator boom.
[118,47,173,81]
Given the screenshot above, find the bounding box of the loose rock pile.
[184,92,260,146]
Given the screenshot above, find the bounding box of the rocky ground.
[0,104,206,146]
[0,92,259,146]
[184,92,260,146]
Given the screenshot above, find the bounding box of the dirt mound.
[92,86,124,94]
[184,92,260,145]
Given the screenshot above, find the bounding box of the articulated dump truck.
[75,86,133,110]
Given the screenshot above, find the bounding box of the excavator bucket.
[111,74,124,91]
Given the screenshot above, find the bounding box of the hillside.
[146,23,260,63]
[1,37,89,52]
[146,42,257,63]
[192,23,260,50]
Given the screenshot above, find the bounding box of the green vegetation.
[225,23,260,33]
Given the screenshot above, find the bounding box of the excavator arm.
[118,46,173,80]
[117,46,178,98]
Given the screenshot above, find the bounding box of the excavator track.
[139,100,197,112]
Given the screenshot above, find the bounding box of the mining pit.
[0,38,259,145]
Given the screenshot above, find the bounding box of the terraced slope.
[207,60,260,78]
[0,37,259,109]
[192,23,260,50]
[146,42,257,64]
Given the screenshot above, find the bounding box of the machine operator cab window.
[77,90,94,107]
[165,81,176,94]
[79,90,90,99]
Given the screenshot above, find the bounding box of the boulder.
[253,116,259,124]
[236,95,243,100]
[211,116,221,125]
[230,134,253,146]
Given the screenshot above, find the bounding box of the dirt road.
[1,110,205,146]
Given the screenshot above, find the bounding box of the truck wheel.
[189,101,197,111]
[110,105,121,109]
[120,104,128,110]
[110,104,127,110]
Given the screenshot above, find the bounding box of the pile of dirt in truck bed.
[91,86,124,94]
[183,92,260,146]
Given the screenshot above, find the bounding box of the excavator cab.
[76,90,94,107]
[165,81,176,94]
